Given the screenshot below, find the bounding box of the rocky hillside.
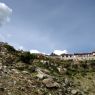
[0,42,95,95]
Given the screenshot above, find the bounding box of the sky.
[0,0,95,54]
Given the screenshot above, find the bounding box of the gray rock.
[36,72,45,79]
[57,67,67,74]
[65,78,69,84]
[36,68,51,79]
[11,69,19,74]
[22,70,29,74]
[0,63,2,70]
[42,78,60,88]
[71,89,78,95]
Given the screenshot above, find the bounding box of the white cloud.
[0,2,12,26]
[30,49,68,55]
[30,49,47,55]
[30,50,40,54]
[53,50,68,55]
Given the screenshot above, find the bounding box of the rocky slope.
[0,42,95,95]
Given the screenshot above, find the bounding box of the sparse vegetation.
[0,43,95,95]
[19,52,37,64]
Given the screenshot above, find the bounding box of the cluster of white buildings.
[50,52,95,60]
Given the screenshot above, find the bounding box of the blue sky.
[0,0,95,54]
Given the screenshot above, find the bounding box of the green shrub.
[4,44,16,53]
[19,52,36,64]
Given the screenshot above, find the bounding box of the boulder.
[11,69,19,74]
[22,70,29,74]
[42,78,60,88]
[36,72,45,79]
[36,68,51,79]
[57,67,67,74]
[71,89,78,95]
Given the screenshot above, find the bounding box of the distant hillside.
[0,42,95,95]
